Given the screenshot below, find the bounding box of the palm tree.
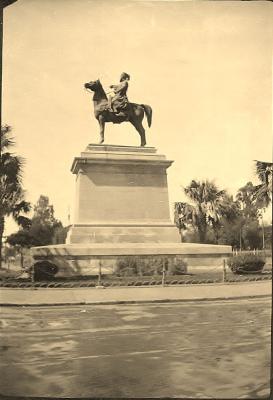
[175,180,230,243]
[174,202,195,242]
[253,160,272,208]
[253,160,272,249]
[0,125,31,268]
[208,193,240,244]
[236,181,261,217]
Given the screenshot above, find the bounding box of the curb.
[0,294,271,307]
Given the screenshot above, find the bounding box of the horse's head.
[84,80,100,91]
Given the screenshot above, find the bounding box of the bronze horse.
[84,80,152,147]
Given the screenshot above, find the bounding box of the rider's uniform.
[108,80,129,113]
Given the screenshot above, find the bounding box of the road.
[0,298,271,398]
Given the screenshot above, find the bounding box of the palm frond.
[253,160,272,207]
[254,160,273,185]
[1,125,15,152]
[253,183,272,208]
[13,215,32,229]
[0,153,24,184]
[12,200,32,215]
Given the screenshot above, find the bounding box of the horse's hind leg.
[139,123,146,147]
[98,116,105,144]
[130,120,146,147]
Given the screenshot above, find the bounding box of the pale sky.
[3,0,272,234]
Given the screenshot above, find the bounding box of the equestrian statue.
[84,72,152,147]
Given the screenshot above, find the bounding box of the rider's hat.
[120,72,130,82]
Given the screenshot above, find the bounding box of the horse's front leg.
[98,115,105,144]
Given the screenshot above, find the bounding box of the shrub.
[227,254,265,274]
[168,258,188,275]
[115,256,188,277]
[33,261,58,281]
[116,257,137,276]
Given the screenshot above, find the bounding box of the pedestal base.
[32,243,232,277]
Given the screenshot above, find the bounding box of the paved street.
[0,298,271,398]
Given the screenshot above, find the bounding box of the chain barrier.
[0,273,271,289]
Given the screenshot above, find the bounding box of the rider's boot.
[107,97,112,110]
[107,97,115,112]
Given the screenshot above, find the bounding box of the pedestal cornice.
[71,144,173,174]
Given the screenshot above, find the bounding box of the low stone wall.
[31,242,232,278]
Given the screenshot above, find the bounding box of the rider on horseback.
[108,72,130,120]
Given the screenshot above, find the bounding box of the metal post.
[31,263,35,287]
[262,217,265,250]
[223,259,226,283]
[98,260,102,286]
[162,260,165,287]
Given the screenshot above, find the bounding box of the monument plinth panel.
[67,144,179,244]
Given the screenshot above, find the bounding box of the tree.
[174,180,231,243]
[253,160,273,208]
[241,219,262,250]
[207,194,240,244]
[218,217,243,249]
[7,195,67,257]
[52,225,70,244]
[264,224,272,249]
[29,195,63,246]
[0,125,31,267]
[253,161,272,249]
[236,181,261,219]
[174,202,194,242]
[32,195,57,227]
[235,181,266,250]
[6,230,37,268]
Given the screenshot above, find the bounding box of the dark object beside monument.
[227,253,265,274]
[33,261,58,281]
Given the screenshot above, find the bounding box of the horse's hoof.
[99,139,104,144]
[141,142,146,147]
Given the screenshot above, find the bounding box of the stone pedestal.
[32,144,232,277]
[67,144,179,244]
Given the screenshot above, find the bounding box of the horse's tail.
[141,104,152,128]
